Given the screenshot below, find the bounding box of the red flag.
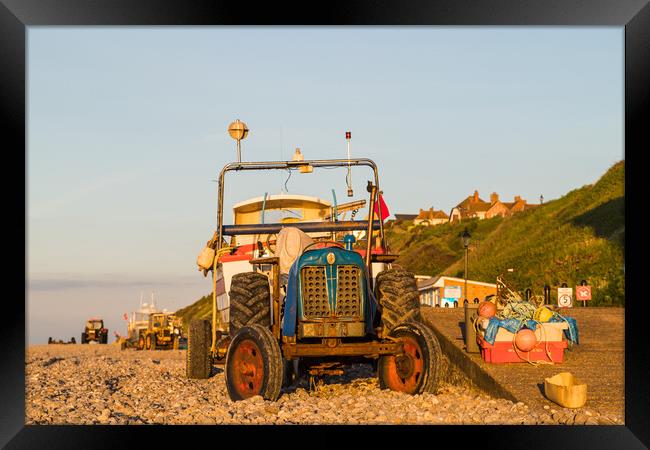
[374,194,390,222]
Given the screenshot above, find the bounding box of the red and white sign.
[576,286,592,301]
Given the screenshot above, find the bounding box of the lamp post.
[461,228,471,304]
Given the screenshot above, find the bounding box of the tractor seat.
[275,226,314,275]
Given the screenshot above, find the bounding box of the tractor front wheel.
[186,319,212,379]
[145,334,152,350]
[378,321,442,395]
[225,324,283,401]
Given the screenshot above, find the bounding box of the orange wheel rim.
[230,339,265,399]
[384,335,424,393]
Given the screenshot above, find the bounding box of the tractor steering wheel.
[303,241,345,252]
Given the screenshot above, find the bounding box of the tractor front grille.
[335,265,361,318]
[301,264,362,319]
[302,266,330,318]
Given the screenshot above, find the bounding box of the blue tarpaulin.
[483,315,579,345]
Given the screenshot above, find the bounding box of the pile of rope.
[497,300,537,321]
[497,300,556,366]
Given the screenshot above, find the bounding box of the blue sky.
[27,27,623,344]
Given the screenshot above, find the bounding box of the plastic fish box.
[477,336,567,364]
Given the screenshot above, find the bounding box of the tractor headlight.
[174,328,179,334]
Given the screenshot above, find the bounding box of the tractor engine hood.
[281,246,379,338]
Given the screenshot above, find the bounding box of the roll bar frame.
[215,158,385,258]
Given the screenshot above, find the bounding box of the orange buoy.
[478,301,497,319]
[515,328,537,352]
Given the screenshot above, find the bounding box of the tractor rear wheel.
[186,319,212,379]
[151,334,157,350]
[375,268,422,333]
[138,335,145,350]
[81,333,87,344]
[229,272,271,338]
[225,324,283,401]
[378,321,442,395]
[145,334,152,350]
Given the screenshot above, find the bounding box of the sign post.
[576,282,591,307]
[557,286,573,308]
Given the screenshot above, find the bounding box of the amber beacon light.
[228,119,249,163]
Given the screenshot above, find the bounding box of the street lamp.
[461,228,471,304]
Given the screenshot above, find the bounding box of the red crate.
[477,336,567,364]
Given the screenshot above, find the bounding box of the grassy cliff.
[387,161,624,306]
[175,293,212,331]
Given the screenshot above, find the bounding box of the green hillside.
[176,293,212,331]
[388,161,624,306]
[385,215,504,276]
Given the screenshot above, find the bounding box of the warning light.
[345,131,351,140]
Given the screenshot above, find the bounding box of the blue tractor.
[186,129,443,401]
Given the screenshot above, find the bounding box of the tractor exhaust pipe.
[365,181,377,289]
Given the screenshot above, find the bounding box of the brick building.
[450,190,539,223]
[413,207,449,226]
[417,275,497,307]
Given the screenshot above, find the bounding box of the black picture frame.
[2,0,647,448]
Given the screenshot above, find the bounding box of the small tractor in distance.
[140,312,182,350]
[81,318,108,344]
[186,123,443,401]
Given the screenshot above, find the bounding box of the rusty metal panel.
[336,265,361,318]
[282,341,403,358]
[298,320,365,338]
[301,266,330,318]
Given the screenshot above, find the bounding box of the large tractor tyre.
[375,268,422,333]
[101,333,108,344]
[137,335,145,350]
[151,334,157,350]
[229,272,272,338]
[145,334,152,350]
[225,324,283,401]
[81,333,87,344]
[377,321,443,395]
[186,319,212,379]
[48,337,53,345]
